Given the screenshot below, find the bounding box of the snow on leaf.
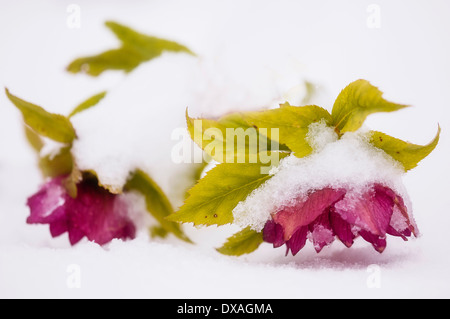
[331,79,409,133]
[239,104,333,158]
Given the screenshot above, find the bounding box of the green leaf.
[105,21,195,58]
[187,109,292,164]
[331,79,409,133]
[125,169,191,242]
[38,146,74,178]
[5,88,76,144]
[369,126,440,171]
[67,21,195,76]
[186,110,259,163]
[24,125,44,153]
[167,152,289,226]
[68,91,107,118]
[149,226,168,239]
[216,226,263,256]
[239,104,333,158]
[301,80,317,105]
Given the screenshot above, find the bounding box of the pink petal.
[262,220,285,248]
[334,184,395,237]
[359,230,387,253]
[64,179,136,245]
[26,177,67,224]
[48,206,68,237]
[272,188,346,241]
[26,176,136,245]
[68,226,85,245]
[329,208,355,248]
[308,213,334,253]
[285,226,308,256]
[386,225,411,241]
[388,195,418,237]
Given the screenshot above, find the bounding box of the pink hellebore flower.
[26,176,136,245]
[262,183,417,255]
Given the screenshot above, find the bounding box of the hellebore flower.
[27,176,136,245]
[262,184,417,255]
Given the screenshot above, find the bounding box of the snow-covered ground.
[1,0,450,298]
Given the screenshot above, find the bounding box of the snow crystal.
[233,121,410,232]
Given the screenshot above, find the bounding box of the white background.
[0,0,449,298]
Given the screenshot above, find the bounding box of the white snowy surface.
[1,0,450,298]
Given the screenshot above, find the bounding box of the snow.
[1,0,450,299]
[233,123,409,232]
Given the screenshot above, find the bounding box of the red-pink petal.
[359,230,387,253]
[329,208,355,248]
[285,226,308,256]
[272,188,346,241]
[308,213,335,253]
[334,184,394,237]
[262,220,285,248]
[26,177,68,224]
[64,180,136,245]
[388,195,418,237]
[26,176,136,245]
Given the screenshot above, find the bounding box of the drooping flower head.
[232,124,422,255]
[6,87,191,246]
[262,183,417,255]
[27,175,136,245]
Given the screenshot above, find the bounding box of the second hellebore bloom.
[27,176,136,245]
[263,183,417,255]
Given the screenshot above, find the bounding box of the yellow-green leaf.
[239,104,332,158]
[68,91,107,118]
[186,110,260,163]
[5,88,76,144]
[38,146,74,178]
[24,125,44,153]
[167,152,289,226]
[125,169,191,242]
[216,226,263,256]
[186,109,294,164]
[105,21,195,58]
[369,126,440,171]
[331,79,409,133]
[67,21,194,76]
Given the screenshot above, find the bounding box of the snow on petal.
[26,176,68,224]
[272,188,345,241]
[334,184,395,237]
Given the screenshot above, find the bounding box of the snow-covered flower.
[170,79,439,257]
[27,176,136,245]
[6,78,191,246]
[262,184,417,255]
